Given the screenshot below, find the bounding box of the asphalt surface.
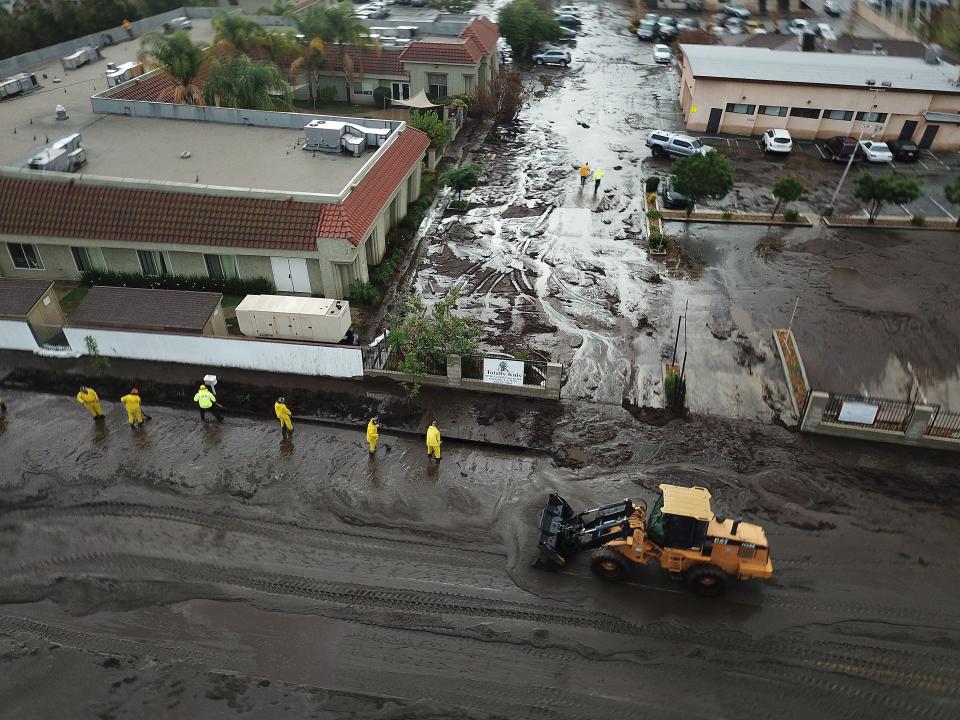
[1,390,959,719]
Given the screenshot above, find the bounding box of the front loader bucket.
[535,493,577,568]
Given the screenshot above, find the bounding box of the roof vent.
[872,42,886,55]
[881,80,892,87]
[865,79,876,86]
[924,44,944,65]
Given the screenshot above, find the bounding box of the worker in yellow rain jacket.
[274,397,293,437]
[366,417,380,455]
[578,162,591,188]
[426,421,442,460]
[120,388,144,427]
[76,386,105,420]
[194,384,223,422]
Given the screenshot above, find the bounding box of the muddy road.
[418,0,960,418]
[1,390,960,718]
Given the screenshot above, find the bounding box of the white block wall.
[0,320,40,351]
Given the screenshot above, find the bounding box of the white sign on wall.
[483,357,524,386]
[838,401,879,425]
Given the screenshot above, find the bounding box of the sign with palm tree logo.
[483,357,524,386]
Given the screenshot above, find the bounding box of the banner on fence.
[838,401,879,425]
[483,358,524,386]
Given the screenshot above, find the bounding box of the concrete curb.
[663,213,813,227]
[822,217,958,231]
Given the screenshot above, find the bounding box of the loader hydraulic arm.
[537,493,646,567]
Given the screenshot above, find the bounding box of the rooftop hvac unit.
[28,147,69,172]
[395,25,418,39]
[393,38,411,47]
[303,119,390,154]
[67,147,87,170]
[52,132,81,154]
[235,295,352,343]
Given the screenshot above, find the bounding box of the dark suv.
[824,136,859,162]
[661,175,692,210]
[887,140,920,162]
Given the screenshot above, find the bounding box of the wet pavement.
[1,389,960,718]
[413,0,960,418]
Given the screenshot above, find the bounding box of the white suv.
[646,130,715,158]
[532,48,571,66]
[762,128,793,154]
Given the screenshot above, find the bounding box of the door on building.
[898,120,918,142]
[391,82,410,101]
[706,108,723,135]
[270,257,311,294]
[918,124,939,149]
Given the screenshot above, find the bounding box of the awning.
[392,89,439,109]
[924,111,960,124]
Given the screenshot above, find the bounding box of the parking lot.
[648,131,960,220]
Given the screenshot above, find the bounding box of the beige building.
[678,44,960,149]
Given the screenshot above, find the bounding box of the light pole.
[823,83,884,216]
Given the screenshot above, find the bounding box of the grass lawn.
[221,294,245,309]
[59,286,89,315]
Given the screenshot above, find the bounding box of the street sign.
[838,401,879,425]
[483,358,524,386]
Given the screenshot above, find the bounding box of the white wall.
[0,319,39,351]
[62,327,363,378]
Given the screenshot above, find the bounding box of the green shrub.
[487,129,502,143]
[911,213,926,226]
[372,86,391,109]
[783,208,800,223]
[721,210,733,220]
[449,199,470,210]
[649,231,666,251]
[628,19,639,33]
[79,270,275,296]
[664,371,686,408]
[646,209,663,220]
[349,279,382,307]
[645,176,661,193]
[369,246,407,288]
[318,86,337,104]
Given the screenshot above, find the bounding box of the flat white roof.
[236,294,349,317]
[681,44,960,94]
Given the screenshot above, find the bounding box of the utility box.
[105,61,144,87]
[61,46,100,71]
[236,295,352,343]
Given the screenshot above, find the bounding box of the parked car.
[859,140,894,163]
[762,128,793,154]
[637,20,658,40]
[646,130,715,158]
[824,0,842,16]
[532,48,572,66]
[677,18,698,32]
[658,24,679,42]
[643,12,659,23]
[555,14,582,27]
[824,136,860,162]
[725,17,745,34]
[787,19,810,35]
[661,175,693,210]
[723,2,751,18]
[559,26,577,39]
[653,44,672,64]
[887,139,920,162]
[657,16,676,27]
[815,22,837,41]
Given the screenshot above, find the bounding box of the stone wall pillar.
[447,354,462,385]
[546,363,562,398]
[801,390,829,433]
[905,405,937,441]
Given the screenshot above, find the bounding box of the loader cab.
[647,484,712,550]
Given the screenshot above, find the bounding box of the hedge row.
[79,270,275,296]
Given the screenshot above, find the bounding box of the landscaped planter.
[662,210,814,226]
[646,192,667,256]
[773,328,810,418]
[823,216,958,230]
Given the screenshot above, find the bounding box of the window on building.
[7,242,43,270]
[790,107,822,119]
[352,80,375,96]
[824,110,854,121]
[137,250,168,277]
[725,103,756,114]
[71,246,105,273]
[204,253,239,280]
[427,73,447,100]
[856,111,888,122]
[463,74,475,93]
[758,105,787,117]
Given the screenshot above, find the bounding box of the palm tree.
[297,3,379,105]
[211,13,266,58]
[139,31,210,105]
[290,36,327,109]
[204,56,292,111]
[255,0,294,16]
[254,30,303,65]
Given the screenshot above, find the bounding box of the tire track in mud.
[5,552,960,703]
[2,502,507,569]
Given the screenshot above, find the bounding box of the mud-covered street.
[1,388,960,718]
[417,1,960,418]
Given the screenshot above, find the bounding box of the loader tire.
[685,564,728,597]
[590,549,629,582]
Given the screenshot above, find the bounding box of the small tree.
[409,109,452,149]
[473,70,529,127]
[771,174,804,219]
[497,0,563,57]
[84,335,111,373]
[944,176,960,227]
[440,164,481,201]
[671,152,735,217]
[854,173,922,224]
[388,290,481,397]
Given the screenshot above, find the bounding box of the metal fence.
[29,324,71,351]
[821,392,915,432]
[926,408,960,439]
[383,352,447,377]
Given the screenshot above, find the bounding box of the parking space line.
[755,139,762,150]
[898,204,913,216]
[888,161,897,170]
[918,159,930,170]
[929,196,956,220]
[814,143,825,159]
[925,149,947,167]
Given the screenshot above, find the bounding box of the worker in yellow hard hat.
[193,384,223,422]
[426,421,441,460]
[76,386,105,420]
[274,397,293,437]
[120,387,144,427]
[366,417,379,455]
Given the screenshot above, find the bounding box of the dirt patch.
[502,204,546,218]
